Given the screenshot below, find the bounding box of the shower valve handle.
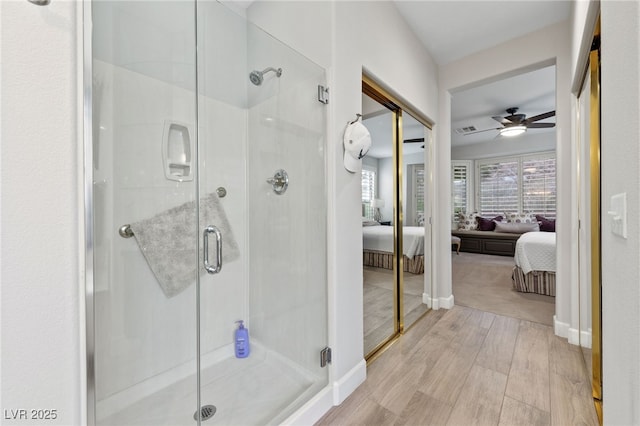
[266,169,289,195]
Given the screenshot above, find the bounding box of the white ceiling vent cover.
[455,126,477,134]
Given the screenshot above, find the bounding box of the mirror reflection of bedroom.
[361,81,431,358]
[450,65,557,327]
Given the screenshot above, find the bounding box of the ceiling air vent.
[455,126,477,134]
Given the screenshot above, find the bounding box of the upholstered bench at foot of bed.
[511,266,556,296]
[451,230,521,256]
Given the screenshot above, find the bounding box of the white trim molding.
[332,359,366,405]
[568,327,592,348]
[423,293,455,310]
[554,315,570,338]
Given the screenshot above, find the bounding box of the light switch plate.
[609,192,627,239]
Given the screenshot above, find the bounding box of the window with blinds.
[476,153,556,217]
[523,156,556,217]
[452,163,469,220]
[478,159,519,216]
[413,165,425,220]
[362,168,376,219]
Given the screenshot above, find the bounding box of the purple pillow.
[476,215,503,231]
[535,215,556,232]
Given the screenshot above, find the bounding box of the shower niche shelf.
[162,120,194,182]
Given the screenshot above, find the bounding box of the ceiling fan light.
[500,125,527,137]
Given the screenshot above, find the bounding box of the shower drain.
[193,405,216,422]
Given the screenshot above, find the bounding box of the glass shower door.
[91,2,328,424]
[91,1,201,424]
[195,4,329,424]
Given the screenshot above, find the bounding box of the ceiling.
[451,65,556,147]
[393,1,572,66]
[393,1,570,148]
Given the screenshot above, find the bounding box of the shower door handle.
[203,225,222,274]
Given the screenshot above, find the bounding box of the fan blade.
[527,122,555,129]
[492,115,512,124]
[403,138,424,143]
[463,127,501,135]
[524,110,555,124]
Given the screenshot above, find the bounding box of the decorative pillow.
[476,215,503,231]
[494,221,540,234]
[504,212,536,224]
[457,212,479,231]
[536,215,556,232]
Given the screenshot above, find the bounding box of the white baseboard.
[554,315,569,338]
[568,327,592,348]
[439,294,455,309]
[422,293,455,310]
[281,385,334,426]
[583,328,592,348]
[568,327,580,346]
[423,293,433,308]
[553,317,592,348]
[286,359,368,424]
[332,359,366,405]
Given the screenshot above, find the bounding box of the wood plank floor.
[316,305,599,426]
[363,266,429,355]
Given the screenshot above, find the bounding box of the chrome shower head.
[249,67,282,86]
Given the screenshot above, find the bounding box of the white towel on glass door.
[129,192,240,298]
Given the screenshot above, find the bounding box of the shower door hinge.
[318,85,329,104]
[320,346,332,367]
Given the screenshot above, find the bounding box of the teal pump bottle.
[234,320,250,358]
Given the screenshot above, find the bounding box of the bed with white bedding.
[362,225,425,274]
[512,231,556,296]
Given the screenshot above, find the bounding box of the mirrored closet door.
[577,19,602,422]
[361,76,433,360]
[361,91,398,357]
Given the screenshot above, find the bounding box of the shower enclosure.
[87,2,328,424]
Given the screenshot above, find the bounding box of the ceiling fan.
[465,107,556,137]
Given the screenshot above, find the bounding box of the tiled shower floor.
[98,345,324,425]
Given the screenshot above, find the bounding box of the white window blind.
[413,165,425,221]
[452,163,469,221]
[478,159,519,216]
[523,156,556,217]
[476,153,556,217]
[362,169,376,219]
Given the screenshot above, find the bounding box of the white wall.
[249,0,439,406]
[571,3,640,423]
[451,131,555,160]
[1,2,83,425]
[599,3,640,424]
[332,0,438,401]
[437,21,573,331]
